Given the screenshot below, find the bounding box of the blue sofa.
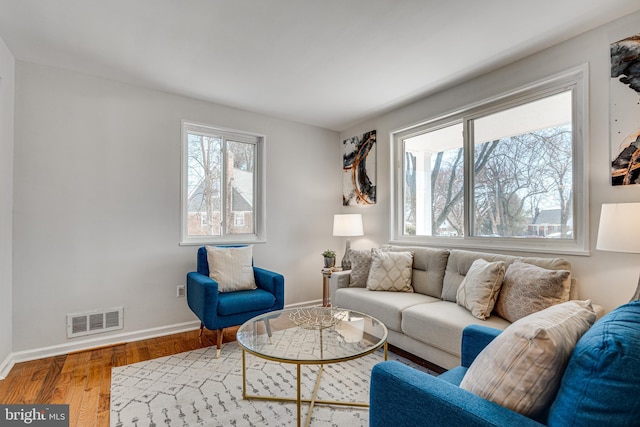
[370,301,640,426]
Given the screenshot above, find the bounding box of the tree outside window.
[181,122,263,244]
[395,68,587,254]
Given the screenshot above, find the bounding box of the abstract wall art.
[610,33,640,185]
[343,130,376,205]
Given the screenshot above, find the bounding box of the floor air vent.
[67,307,124,338]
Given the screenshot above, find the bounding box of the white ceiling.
[1,1,639,131]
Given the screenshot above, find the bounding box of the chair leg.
[198,322,205,347]
[263,318,273,344]
[263,318,272,337]
[216,328,224,358]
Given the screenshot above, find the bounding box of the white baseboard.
[0,354,13,381]
[287,299,322,308]
[0,300,322,380]
[0,320,201,380]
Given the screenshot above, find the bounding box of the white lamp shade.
[332,214,364,237]
[596,203,640,253]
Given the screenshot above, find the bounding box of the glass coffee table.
[236,306,388,427]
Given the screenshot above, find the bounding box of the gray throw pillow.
[348,249,373,288]
[494,261,571,322]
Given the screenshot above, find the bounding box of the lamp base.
[341,239,352,270]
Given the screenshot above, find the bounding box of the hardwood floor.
[0,326,443,427]
[0,328,235,427]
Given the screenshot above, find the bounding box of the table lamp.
[333,214,364,270]
[596,202,640,301]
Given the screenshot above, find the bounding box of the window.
[234,213,246,227]
[181,121,265,245]
[393,67,588,254]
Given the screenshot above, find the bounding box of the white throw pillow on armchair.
[206,245,257,292]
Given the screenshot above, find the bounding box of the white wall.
[0,35,15,371]
[10,9,640,358]
[12,62,341,352]
[341,11,640,313]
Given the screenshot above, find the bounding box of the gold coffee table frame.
[236,307,388,427]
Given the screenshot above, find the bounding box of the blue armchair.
[370,301,640,427]
[187,246,284,357]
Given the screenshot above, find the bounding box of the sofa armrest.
[461,325,503,367]
[186,271,220,328]
[370,361,544,427]
[253,267,285,310]
[329,270,351,304]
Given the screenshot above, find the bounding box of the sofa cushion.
[335,287,439,332]
[206,245,257,292]
[460,300,595,420]
[401,301,510,357]
[384,246,449,298]
[547,300,640,426]
[456,259,506,320]
[366,249,414,292]
[348,249,373,288]
[494,261,571,323]
[441,250,571,302]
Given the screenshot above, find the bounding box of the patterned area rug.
[110,341,432,426]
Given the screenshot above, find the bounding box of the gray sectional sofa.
[329,246,599,370]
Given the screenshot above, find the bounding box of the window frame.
[180,120,266,245]
[391,66,589,255]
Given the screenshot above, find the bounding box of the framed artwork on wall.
[610,33,640,185]
[343,130,376,205]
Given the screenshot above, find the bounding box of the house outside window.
[233,212,246,227]
[392,67,588,254]
[181,121,265,245]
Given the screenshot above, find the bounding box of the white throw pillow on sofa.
[366,249,414,292]
[456,258,506,320]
